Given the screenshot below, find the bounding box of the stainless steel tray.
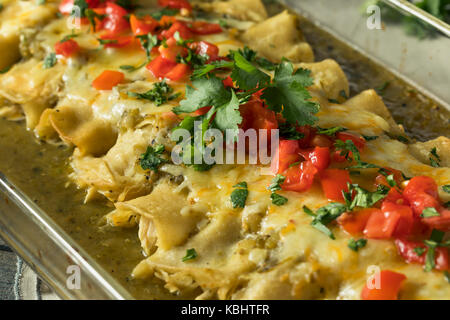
[0,0,449,300]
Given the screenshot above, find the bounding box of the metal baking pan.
[0,0,449,300]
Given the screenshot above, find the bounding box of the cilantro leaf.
[421,207,441,218]
[43,53,57,69]
[413,247,426,256]
[307,202,348,239]
[316,126,347,136]
[262,61,319,126]
[212,90,242,138]
[182,248,198,262]
[268,174,286,192]
[150,7,179,20]
[343,184,389,210]
[128,80,179,106]
[271,193,288,206]
[174,76,231,114]
[443,185,450,193]
[140,144,167,172]
[279,122,304,140]
[231,182,248,208]
[231,51,270,90]
[348,238,367,252]
[137,33,159,60]
[191,60,233,79]
[71,0,88,18]
[429,147,441,167]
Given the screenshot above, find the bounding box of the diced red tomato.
[190,21,222,35]
[311,134,333,148]
[165,63,190,81]
[300,146,330,171]
[54,39,80,57]
[102,2,130,35]
[92,70,124,90]
[146,56,177,79]
[338,208,376,236]
[99,34,134,48]
[384,188,408,206]
[130,14,158,35]
[281,160,318,192]
[239,100,278,133]
[361,270,406,300]
[421,208,450,232]
[159,15,177,28]
[59,0,99,15]
[403,176,440,217]
[159,38,188,62]
[375,167,404,188]
[189,41,220,62]
[364,209,400,239]
[222,76,234,88]
[271,140,300,175]
[158,0,192,11]
[336,131,366,150]
[381,201,414,237]
[160,21,193,40]
[395,239,449,271]
[319,169,351,202]
[296,125,315,148]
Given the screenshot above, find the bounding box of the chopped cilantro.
[445,271,450,283]
[139,144,167,172]
[268,174,285,192]
[334,140,380,169]
[98,38,118,46]
[279,122,304,140]
[231,182,248,209]
[421,207,441,218]
[262,60,319,126]
[362,135,378,141]
[60,34,78,43]
[136,33,159,60]
[343,184,389,210]
[182,248,198,262]
[424,229,447,272]
[316,126,347,136]
[413,247,426,257]
[305,203,347,239]
[231,51,270,90]
[43,53,57,69]
[150,7,179,20]
[119,62,147,72]
[443,185,450,193]
[429,147,441,167]
[348,238,367,252]
[128,80,179,106]
[86,9,105,32]
[271,193,288,206]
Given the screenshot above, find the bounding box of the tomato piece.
[160,21,193,40]
[222,76,234,88]
[158,0,192,11]
[130,14,158,36]
[364,209,400,239]
[381,201,414,237]
[361,270,406,300]
[296,125,315,148]
[146,55,178,79]
[99,34,133,48]
[336,131,366,150]
[159,39,188,62]
[54,39,80,57]
[302,146,330,171]
[319,169,351,202]
[375,167,404,188]
[271,140,300,174]
[159,15,177,28]
[240,100,278,132]
[190,21,223,35]
[395,239,449,271]
[338,208,376,236]
[189,41,220,61]
[282,160,318,192]
[102,2,130,35]
[92,70,124,90]
[403,176,440,217]
[421,208,450,232]
[384,187,408,206]
[311,134,333,148]
[165,63,190,81]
